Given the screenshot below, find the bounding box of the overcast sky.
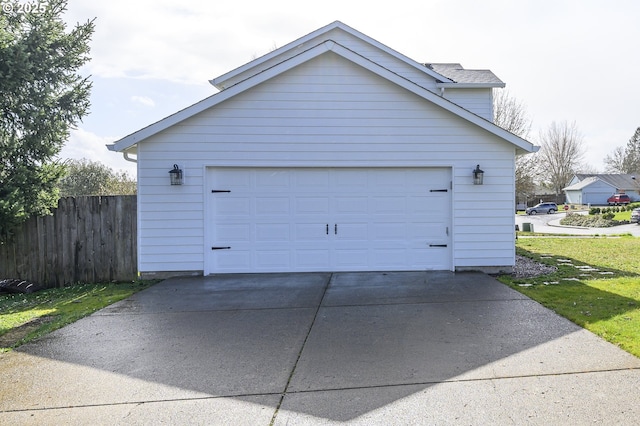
[59,0,640,175]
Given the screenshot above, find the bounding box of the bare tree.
[493,90,536,203]
[604,146,626,173]
[493,90,532,139]
[537,121,585,196]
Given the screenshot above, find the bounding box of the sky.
[57,0,640,176]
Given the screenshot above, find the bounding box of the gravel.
[512,255,558,278]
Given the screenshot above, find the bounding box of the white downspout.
[123,152,137,163]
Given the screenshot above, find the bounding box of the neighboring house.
[107,21,538,277]
[564,174,640,205]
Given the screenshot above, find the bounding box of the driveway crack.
[269,272,333,425]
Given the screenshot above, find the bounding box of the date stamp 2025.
[1,1,49,15]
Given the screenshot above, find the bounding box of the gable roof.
[210,21,454,90]
[563,176,607,191]
[107,22,537,155]
[565,174,639,191]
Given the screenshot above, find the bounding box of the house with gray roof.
[564,174,640,205]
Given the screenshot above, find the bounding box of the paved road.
[516,212,640,236]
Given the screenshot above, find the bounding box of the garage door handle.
[335,224,338,235]
[429,244,447,247]
[326,224,329,235]
[211,246,231,250]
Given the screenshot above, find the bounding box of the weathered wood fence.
[0,196,137,287]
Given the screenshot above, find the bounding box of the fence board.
[0,195,137,287]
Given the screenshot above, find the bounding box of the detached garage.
[107,21,537,277]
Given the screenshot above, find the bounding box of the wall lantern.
[169,164,183,185]
[472,164,484,185]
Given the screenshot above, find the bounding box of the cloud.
[130,95,155,107]
[59,128,137,176]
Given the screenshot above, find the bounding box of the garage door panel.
[255,169,290,189]
[371,197,407,214]
[334,196,368,215]
[331,170,368,191]
[333,249,369,269]
[335,223,368,240]
[372,248,409,268]
[255,250,291,269]
[215,170,251,188]
[409,196,446,214]
[215,197,251,216]
[215,224,251,242]
[295,223,329,241]
[372,170,407,188]
[296,249,331,268]
[372,222,406,239]
[295,197,330,215]
[207,167,451,273]
[413,223,446,239]
[216,250,252,270]
[295,170,330,190]
[255,197,290,215]
[256,223,290,241]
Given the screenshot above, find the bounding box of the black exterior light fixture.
[472,164,484,185]
[169,164,183,185]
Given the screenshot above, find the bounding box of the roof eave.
[436,82,506,89]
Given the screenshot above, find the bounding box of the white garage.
[206,167,451,273]
[107,21,538,278]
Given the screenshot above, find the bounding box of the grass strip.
[0,281,156,351]
[498,236,640,358]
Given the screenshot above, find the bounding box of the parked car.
[526,202,558,215]
[607,193,631,205]
[631,208,640,224]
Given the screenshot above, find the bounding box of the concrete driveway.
[1,272,639,425]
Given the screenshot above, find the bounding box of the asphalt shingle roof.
[569,174,640,191]
[425,63,504,85]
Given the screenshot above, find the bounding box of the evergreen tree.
[0,0,94,238]
[622,127,640,174]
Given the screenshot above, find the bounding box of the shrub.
[560,213,626,228]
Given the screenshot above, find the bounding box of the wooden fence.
[0,196,137,287]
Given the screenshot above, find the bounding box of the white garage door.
[206,168,451,273]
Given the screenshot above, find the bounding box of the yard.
[499,236,640,357]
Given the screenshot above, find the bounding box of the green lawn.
[0,281,156,351]
[498,236,640,358]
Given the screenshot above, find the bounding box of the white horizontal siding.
[443,88,494,121]
[136,52,516,274]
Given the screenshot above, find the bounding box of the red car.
[607,194,631,205]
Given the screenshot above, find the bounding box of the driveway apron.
[1,271,639,425]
